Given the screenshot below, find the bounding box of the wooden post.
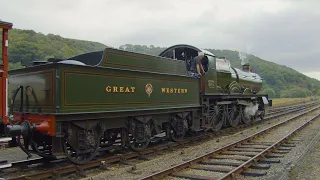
[0,21,13,125]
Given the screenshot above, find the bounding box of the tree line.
[2,29,320,98]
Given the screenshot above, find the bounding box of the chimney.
[239,52,250,72]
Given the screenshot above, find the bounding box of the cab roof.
[159,44,215,57]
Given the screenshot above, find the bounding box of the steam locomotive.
[1,20,271,164]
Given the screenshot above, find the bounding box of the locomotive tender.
[1,21,271,164]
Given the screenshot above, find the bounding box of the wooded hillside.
[3,29,320,98]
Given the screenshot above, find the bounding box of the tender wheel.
[226,104,240,127]
[166,121,186,142]
[128,135,151,151]
[62,128,102,165]
[63,139,100,164]
[127,120,151,151]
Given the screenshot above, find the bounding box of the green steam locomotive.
[5,44,271,164]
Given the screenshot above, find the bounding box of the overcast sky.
[1,0,319,80]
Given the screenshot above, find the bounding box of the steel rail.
[269,99,315,110]
[3,103,319,180]
[218,112,320,179]
[267,101,317,114]
[0,101,314,151]
[140,105,320,180]
[2,102,310,168]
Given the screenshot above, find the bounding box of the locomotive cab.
[159,44,211,74]
[159,44,217,93]
[159,44,265,96]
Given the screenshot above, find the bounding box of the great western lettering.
[105,86,136,93]
[161,88,188,94]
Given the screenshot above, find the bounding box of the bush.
[280,87,309,98]
[260,88,276,98]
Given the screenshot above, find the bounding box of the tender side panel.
[8,69,56,113]
[100,48,187,76]
[59,65,200,113]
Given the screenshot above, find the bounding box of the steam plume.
[238,52,249,66]
[244,103,259,119]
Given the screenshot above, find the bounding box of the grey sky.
[1,0,319,80]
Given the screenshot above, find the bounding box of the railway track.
[0,101,314,150]
[267,100,315,114]
[140,105,320,180]
[268,98,314,109]
[0,101,318,180]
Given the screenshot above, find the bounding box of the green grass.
[271,97,315,107]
